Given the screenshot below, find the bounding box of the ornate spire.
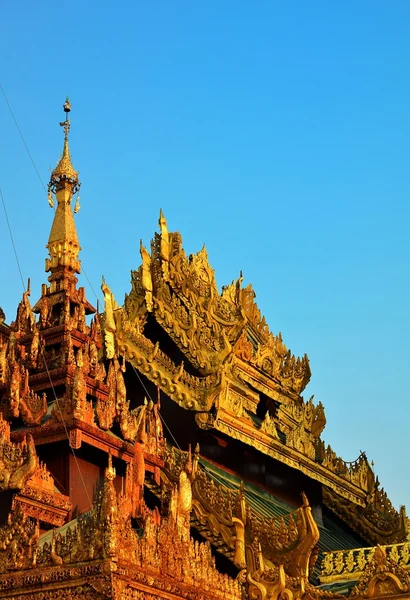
[48,98,80,194]
[46,98,81,281]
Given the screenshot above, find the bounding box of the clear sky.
[1,1,409,509]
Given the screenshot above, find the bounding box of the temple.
[0,101,409,600]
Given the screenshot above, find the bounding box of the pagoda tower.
[0,100,168,519]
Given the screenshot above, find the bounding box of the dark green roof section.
[320,508,365,553]
[200,456,294,520]
[199,457,366,554]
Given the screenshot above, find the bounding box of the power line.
[131,364,181,450]
[82,264,100,304]
[0,83,47,193]
[1,82,101,298]
[0,187,25,289]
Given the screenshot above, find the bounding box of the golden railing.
[320,541,410,583]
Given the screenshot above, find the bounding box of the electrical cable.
[0,83,47,194]
[1,82,100,298]
[82,264,100,304]
[0,187,26,290]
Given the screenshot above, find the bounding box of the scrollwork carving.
[0,415,38,491]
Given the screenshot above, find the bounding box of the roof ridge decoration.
[232,282,270,342]
[141,215,245,375]
[123,209,310,388]
[224,279,311,394]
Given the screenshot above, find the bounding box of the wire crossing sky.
[1,1,409,508]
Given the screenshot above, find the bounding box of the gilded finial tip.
[63,97,71,113]
[159,208,168,230]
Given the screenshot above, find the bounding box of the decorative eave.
[12,462,71,527]
[102,297,222,411]
[10,416,163,480]
[323,487,408,547]
[207,406,369,507]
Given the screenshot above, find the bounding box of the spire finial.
[61,97,71,139]
[45,99,82,280]
[48,98,80,196]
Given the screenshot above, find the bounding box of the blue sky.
[1,1,409,509]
